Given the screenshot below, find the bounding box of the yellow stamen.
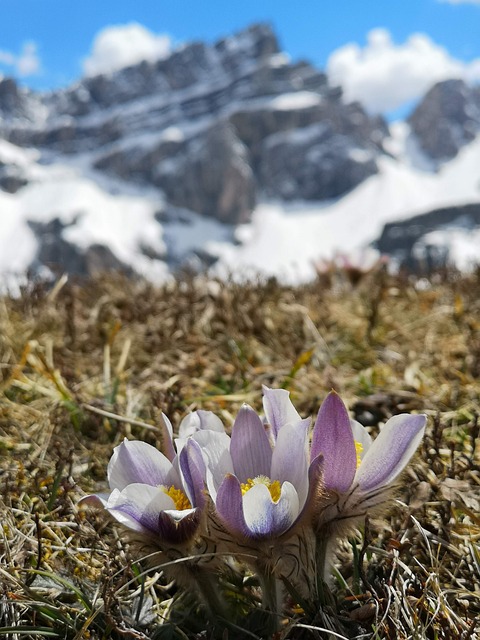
[160,485,192,510]
[355,441,363,468]
[240,475,282,502]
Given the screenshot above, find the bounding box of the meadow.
[0,266,479,639]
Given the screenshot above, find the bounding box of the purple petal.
[355,414,426,491]
[215,474,250,538]
[242,481,300,538]
[106,483,200,543]
[178,410,225,438]
[179,439,206,508]
[156,508,202,545]
[107,439,180,491]
[106,484,175,534]
[262,386,303,439]
[230,405,272,483]
[306,453,324,502]
[271,418,310,507]
[311,392,357,492]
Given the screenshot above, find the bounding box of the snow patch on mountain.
[1,120,480,287]
[210,127,480,281]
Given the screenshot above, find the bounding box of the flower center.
[160,485,192,510]
[355,441,363,467]
[240,475,282,502]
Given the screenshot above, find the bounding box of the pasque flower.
[81,387,427,626]
[310,390,426,525]
[195,388,322,541]
[82,438,206,545]
[81,408,229,545]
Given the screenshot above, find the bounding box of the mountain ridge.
[0,22,479,284]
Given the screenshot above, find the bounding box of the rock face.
[259,122,378,200]
[0,23,388,226]
[376,203,480,269]
[5,23,479,280]
[27,218,132,277]
[409,79,480,162]
[153,123,256,224]
[0,159,28,193]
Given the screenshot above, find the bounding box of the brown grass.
[0,267,479,639]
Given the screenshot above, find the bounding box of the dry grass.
[0,267,479,639]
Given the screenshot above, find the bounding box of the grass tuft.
[0,269,479,638]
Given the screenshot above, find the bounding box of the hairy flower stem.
[188,563,228,620]
[257,563,281,632]
[314,534,335,608]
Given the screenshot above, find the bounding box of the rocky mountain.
[0,23,479,283]
[408,79,480,163]
[0,24,386,223]
[376,203,480,270]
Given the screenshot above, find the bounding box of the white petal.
[350,419,372,460]
[262,386,303,438]
[270,419,310,508]
[106,484,175,533]
[192,430,233,499]
[242,481,299,537]
[107,439,180,491]
[178,410,225,438]
[78,492,110,509]
[355,414,426,491]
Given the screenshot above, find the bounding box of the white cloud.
[83,23,171,77]
[0,41,40,77]
[327,28,480,114]
[16,42,41,77]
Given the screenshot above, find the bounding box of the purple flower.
[82,437,206,546]
[311,391,426,520]
[196,389,322,540]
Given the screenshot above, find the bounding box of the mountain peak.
[409,78,480,162]
[1,24,478,282]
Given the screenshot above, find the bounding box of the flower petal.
[78,493,110,509]
[178,410,225,438]
[355,414,426,491]
[107,439,180,491]
[215,473,250,538]
[106,484,176,534]
[262,386,303,439]
[230,404,272,483]
[271,418,310,508]
[157,508,202,544]
[242,481,300,538]
[191,430,233,500]
[311,392,357,492]
[350,419,373,460]
[179,438,206,508]
[159,412,176,462]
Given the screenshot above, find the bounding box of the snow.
[0,141,232,285]
[0,140,40,167]
[1,124,480,287]
[415,228,480,271]
[268,91,323,110]
[210,128,480,282]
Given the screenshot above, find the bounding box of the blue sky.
[1,0,479,115]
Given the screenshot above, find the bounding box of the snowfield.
[1,122,480,285]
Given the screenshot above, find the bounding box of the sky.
[0,0,480,116]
